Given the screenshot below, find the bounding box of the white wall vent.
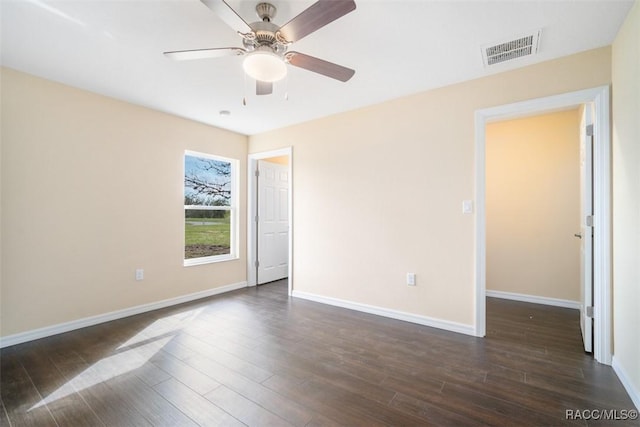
[481,29,542,67]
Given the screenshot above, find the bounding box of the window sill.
[184,254,238,267]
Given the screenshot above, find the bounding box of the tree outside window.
[184,151,237,265]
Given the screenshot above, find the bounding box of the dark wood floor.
[1,280,637,426]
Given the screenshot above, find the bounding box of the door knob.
[574,233,582,239]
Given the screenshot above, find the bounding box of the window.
[184,151,237,266]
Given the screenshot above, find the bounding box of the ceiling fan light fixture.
[243,50,287,82]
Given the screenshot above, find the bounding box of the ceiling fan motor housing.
[243,14,288,55]
[256,2,277,22]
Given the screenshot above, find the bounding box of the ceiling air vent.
[481,29,542,67]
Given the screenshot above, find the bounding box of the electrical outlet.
[407,273,416,286]
[135,269,144,281]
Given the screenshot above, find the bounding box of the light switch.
[407,273,416,286]
[462,200,473,214]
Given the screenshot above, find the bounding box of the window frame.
[183,150,238,267]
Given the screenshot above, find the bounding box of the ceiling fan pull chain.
[242,72,248,106]
[284,73,289,101]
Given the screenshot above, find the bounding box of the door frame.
[247,147,293,295]
[474,86,612,364]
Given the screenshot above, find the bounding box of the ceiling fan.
[164,0,356,96]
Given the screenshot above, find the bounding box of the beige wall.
[1,68,248,337]
[0,47,615,338]
[485,110,581,301]
[612,1,640,406]
[250,47,611,327]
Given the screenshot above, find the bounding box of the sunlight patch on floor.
[29,308,204,411]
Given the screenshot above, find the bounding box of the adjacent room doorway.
[474,86,611,364]
[484,106,594,355]
[247,148,293,294]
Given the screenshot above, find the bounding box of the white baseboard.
[292,290,475,336]
[613,356,640,410]
[0,281,247,348]
[486,290,580,310]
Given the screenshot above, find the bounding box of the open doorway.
[247,148,293,295]
[484,108,583,310]
[474,86,612,364]
[484,108,592,354]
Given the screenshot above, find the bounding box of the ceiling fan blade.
[164,47,245,61]
[287,52,355,82]
[200,0,252,34]
[278,0,356,43]
[256,80,273,96]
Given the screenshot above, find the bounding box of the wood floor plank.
[255,330,390,380]
[388,391,488,427]
[188,334,313,386]
[262,374,388,427]
[379,371,445,397]
[44,346,153,427]
[176,334,274,383]
[254,339,398,405]
[107,374,199,426]
[133,361,172,387]
[271,373,437,427]
[481,372,628,415]
[151,350,221,395]
[441,381,585,426]
[485,363,526,383]
[184,354,315,427]
[0,397,13,427]
[525,369,634,408]
[0,349,59,427]
[16,341,104,426]
[153,378,244,426]
[158,338,198,361]
[205,385,293,426]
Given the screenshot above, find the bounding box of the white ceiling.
[1,0,634,135]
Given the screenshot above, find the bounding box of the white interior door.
[579,104,594,353]
[257,160,289,284]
